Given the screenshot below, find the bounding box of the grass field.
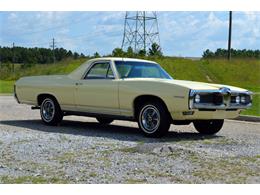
[1,58,87,81]
[242,94,259,116]
[0,80,15,94]
[0,57,259,116]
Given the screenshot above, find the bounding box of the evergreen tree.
[138,49,146,57]
[126,46,135,58]
[112,48,125,57]
[148,43,163,57]
[93,52,100,58]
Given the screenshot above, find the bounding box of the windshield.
[114,61,173,79]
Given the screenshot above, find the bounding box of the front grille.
[213,93,223,105]
[199,93,223,105]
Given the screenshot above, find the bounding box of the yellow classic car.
[14,57,253,137]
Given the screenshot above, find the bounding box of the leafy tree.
[202,48,260,59]
[148,43,163,57]
[73,52,79,59]
[55,48,68,61]
[126,46,135,58]
[0,46,78,65]
[202,49,215,58]
[80,53,85,58]
[138,49,146,57]
[66,50,73,58]
[93,52,100,58]
[112,48,125,57]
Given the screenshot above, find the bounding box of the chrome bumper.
[189,88,253,110]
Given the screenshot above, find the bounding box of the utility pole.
[228,11,232,60]
[12,42,15,73]
[143,11,146,52]
[50,38,56,64]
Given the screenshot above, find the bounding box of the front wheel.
[193,119,224,135]
[137,101,171,138]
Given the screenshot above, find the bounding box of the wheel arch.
[37,93,59,106]
[133,95,172,121]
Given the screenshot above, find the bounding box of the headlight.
[194,94,200,103]
[235,96,240,104]
[240,96,246,103]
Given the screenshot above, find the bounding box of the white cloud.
[1,11,259,56]
[159,11,260,56]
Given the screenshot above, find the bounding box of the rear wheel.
[193,119,224,135]
[96,117,113,125]
[40,97,63,125]
[137,101,171,138]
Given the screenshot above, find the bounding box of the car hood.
[123,78,248,92]
[163,79,248,92]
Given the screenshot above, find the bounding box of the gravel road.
[0,96,259,183]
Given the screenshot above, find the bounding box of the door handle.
[75,82,83,86]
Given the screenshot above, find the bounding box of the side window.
[85,62,114,79]
[107,66,115,79]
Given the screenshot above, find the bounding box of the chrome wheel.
[41,99,55,122]
[139,105,160,133]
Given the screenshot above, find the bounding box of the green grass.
[0,57,259,116]
[1,58,87,81]
[156,57,209,82]
[0,80,15,94]
[156,57,260,92]
[0,57,86,94]
[200,58,260,92]
[241,94,260,116]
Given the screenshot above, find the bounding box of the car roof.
[68,57,157,79]
[90,57,157,64]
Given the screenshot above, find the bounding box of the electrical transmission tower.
[121,11,161,53]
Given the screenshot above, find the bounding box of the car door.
[74,61,120,115]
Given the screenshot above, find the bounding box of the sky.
[0,11,259,57]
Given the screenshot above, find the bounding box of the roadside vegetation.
[0,45,259,116]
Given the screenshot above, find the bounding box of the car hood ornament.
[219,87,231,95]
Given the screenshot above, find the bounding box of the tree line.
[0,42,163,66]
[1,44,259,67]
[91,43,163,58]
[0,46,85,64]
[110,43,163,58]
[203,48,260,59]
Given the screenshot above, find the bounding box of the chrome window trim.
[81,60,116,80]
[113,60,173,80]
[189,89,253,110]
